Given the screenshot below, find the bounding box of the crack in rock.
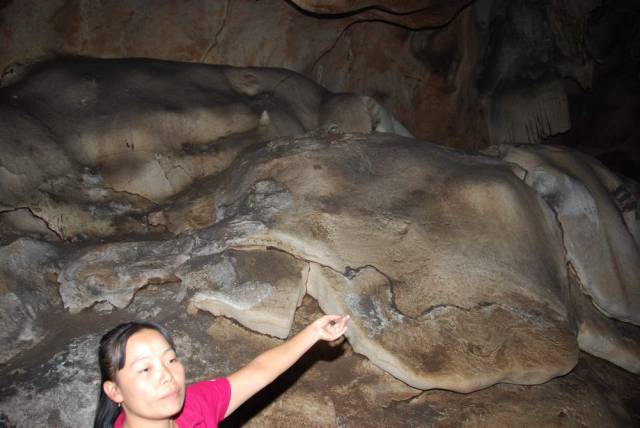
[0,206,64,241]
[200,0,230,62]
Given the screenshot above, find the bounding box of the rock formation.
[0,57,639,426]
[0,0,611,150]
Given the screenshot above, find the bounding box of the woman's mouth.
[160,390,180,401]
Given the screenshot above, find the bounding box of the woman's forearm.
[225,315,348,417]
[248,322,320,383]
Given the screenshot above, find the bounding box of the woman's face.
[106,328,186,422]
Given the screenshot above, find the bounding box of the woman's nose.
[158,363,173,384]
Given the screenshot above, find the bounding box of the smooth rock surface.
[568,266,640,374]
[308,263,577,392]
[188,249,307,339]
[493,144,640,325]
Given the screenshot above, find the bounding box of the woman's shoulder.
[187,377,230,397]
[179,377,231,424]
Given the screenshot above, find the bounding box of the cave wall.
[0,0,609,152]
[550,0,640,181]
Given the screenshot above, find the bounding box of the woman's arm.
[224,314,349,417]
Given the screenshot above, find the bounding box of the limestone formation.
[1,57,639,426]
[187,249,307,339]
[382,354,640,428]
[0,57,407,242]
[568,267,640,374]
[2,0,603,152]
[56,130,584,392]
[492,144,640,326]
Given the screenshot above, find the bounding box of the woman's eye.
[169,357,178,364]
[139,367,150,374]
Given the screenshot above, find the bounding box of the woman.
[94,314,350,427]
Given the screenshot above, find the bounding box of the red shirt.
[114,378,231,428]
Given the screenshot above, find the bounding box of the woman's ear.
[103,380,123,405]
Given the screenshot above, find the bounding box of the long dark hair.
[93,321,176,428]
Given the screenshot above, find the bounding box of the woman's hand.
[313,314,350,342]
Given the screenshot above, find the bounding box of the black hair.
[93,321,176,428]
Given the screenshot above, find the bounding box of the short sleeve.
[187,377,231,423]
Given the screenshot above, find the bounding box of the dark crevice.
[255,244,414,320]
[285,0,474,23]
[419,301,497,318]
[99,185,160,207]
[309,3,473,78]
[344,263,413,320]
